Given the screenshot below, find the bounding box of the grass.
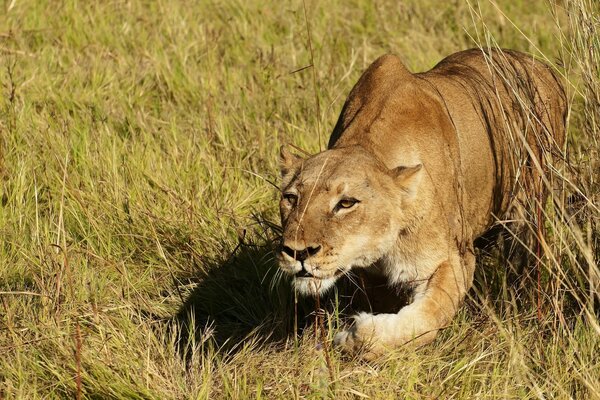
[0,0,598,398]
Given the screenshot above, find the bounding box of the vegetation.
[0,0,598,398]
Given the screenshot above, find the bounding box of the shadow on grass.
[170,216,323,358]
[172,241,305,354]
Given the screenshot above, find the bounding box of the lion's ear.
[279,145,303,178]
[391,164,423,198]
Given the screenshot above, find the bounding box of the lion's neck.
[380,209,450,286]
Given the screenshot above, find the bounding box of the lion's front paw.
[333,329,352,350]
[333,313,386,360]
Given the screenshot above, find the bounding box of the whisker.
[338,266,365,296]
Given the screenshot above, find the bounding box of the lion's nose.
[282,244,321,262]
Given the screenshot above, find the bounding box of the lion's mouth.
[295,268,314,278]
[292,270,341,296]
[294,268,345,280]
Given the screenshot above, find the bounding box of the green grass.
[0,0,598,398]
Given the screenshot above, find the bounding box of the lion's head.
[277,144,422,296]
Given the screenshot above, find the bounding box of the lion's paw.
[334,313,386,360]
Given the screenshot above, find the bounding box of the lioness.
[278,48,566,358]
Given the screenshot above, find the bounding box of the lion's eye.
[335,198,359,211]
[283,193,298,206]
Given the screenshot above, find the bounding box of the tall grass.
[0,0,598,398]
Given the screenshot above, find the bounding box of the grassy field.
[0,0,598,398]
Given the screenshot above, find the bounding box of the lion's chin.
[293,276,337,297]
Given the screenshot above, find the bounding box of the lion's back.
[427,48,566,148]
[422,48,567,234]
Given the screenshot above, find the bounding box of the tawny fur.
[278,48,566,359]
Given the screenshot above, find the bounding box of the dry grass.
[0,0,598,398]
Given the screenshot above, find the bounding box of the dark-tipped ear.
[390,164,423,197]
[279,145,303,178]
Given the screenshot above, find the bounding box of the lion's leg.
[334,250,475,359]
